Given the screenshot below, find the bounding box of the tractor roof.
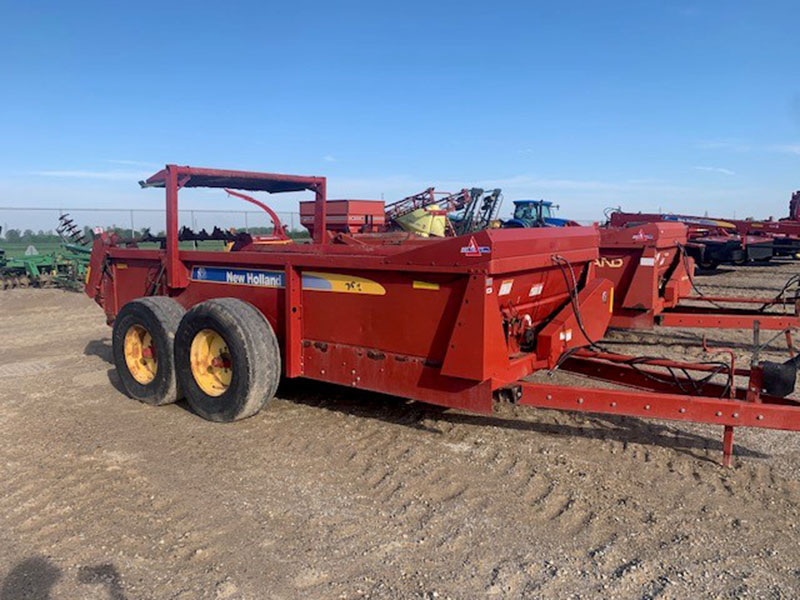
[139,165,325,194]
[513,199,552,206]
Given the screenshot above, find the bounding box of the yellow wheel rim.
[190,329,233,397]
[124,325,157,385]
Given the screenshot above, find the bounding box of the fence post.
[244,211,249,233]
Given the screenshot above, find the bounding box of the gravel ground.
[1,261,800,599]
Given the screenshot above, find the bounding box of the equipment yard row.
[2,259,800,598]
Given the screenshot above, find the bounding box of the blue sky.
[1,0,799,228]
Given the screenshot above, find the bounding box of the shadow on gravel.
[83,339,128,395]
[78,337,768,463]
[691,283,786,294]
[101,369,128,395]
[1,556,61,599]
[737,260,789,268]
[277,379,768,464]
[694,267,735,277]
[84,338,113,364]
[1,557,128,600]
[77,563,127,600]
[602,329,792,353]
[696,261,789,276]
[436,412,768,463]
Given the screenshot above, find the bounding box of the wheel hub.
[190,329,232,396]
[124,324,157,384]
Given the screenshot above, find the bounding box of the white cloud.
[696,139,751,152]
[696,139,800,156]
[103,159,160,167]
[8,166,789,225]
[770,144,800,156]
[693,166,735,175]
[323,155,337,162]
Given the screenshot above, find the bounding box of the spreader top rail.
[139,165,325,194]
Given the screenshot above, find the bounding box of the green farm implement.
[0,215,91,290]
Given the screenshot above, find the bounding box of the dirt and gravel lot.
[2,261,800,599]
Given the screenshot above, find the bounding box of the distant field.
[0,240,229,259]
[0,242,64,259]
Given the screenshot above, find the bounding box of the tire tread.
[175,298,281,422]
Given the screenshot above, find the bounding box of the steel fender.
[85,235,109,300]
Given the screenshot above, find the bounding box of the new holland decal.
[190,266,386,295]
[595,257,624,268]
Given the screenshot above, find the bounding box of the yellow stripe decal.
[303,271,386,295]
[413,280,440,291]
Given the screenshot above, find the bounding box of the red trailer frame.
[84,165,800,465]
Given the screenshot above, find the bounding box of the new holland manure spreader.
[84,165,800,465]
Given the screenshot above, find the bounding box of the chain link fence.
[0,207,304,240]
[0,206,599,248]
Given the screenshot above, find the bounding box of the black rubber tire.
[174,298,280,422]
[698,259,719,271]
[112,296,186,406]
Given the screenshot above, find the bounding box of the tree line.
[1,225,309,244]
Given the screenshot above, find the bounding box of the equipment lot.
[2,263,800,599]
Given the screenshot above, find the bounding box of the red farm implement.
[84,165,800,465]
[299,198,386,236]
[607,210,776,268]
[597,222,800,331]
[607,190,800,257]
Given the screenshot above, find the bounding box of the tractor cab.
[504,199,572,228]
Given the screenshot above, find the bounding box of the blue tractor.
[502,199,575,228]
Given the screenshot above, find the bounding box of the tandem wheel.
[174,298,281,422]
[698,258,720,271]
[112,296,186,406]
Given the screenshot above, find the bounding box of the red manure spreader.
[597,222,800,331]
[85,165,800,465]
